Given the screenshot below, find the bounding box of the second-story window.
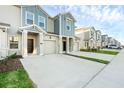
[91,31,94,38]
[26,11,34,25]
[38,16,45,29]
[66,19,71,31]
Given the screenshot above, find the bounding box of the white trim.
[19,24,47,34]
[9,35,19,50]
[25,11,35,25]
[38,15,45,29]
[0,26,9,29]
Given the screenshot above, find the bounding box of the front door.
[28,39,34,53]
[63,41,66,51]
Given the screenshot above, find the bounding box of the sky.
[42,5,124,45]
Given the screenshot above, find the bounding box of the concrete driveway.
[69,51,115,61]
[21,54,105,88]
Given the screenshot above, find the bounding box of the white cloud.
[70,5,124,24]
[101,6,123,23]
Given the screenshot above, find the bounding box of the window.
[38,16,45,29]
[26,11,34,25]
[9,36,18,49]
[91,31,94,38]
[66,19,72,31]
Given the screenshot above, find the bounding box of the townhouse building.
[75,27,97,49]
[101,34,108,48]
[96,30,102,49]
[0,5,80,58]
[108,37,115,46]
[113,39,122,48]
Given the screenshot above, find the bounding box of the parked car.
[108,45,118,49]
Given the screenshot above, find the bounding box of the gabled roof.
[20,5,52,18]
[96,30,101,34]
[54,12,76,22]
[37,5,52,18]
[0,22,10,27]
[0,22,10,29]
[75,26,94,33]
[61,12,76,22]
[18,24,47,34]
[102,34,108,36]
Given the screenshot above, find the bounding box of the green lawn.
[80,49,119,55]
[80,56,110,64]
[0,69,34,88]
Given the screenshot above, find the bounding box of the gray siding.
[54,16,60,34]
[48,17,54,33]
[53,13,75,37]
[61,14,75,36]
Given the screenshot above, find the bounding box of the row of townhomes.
[0,5,80,58]
[75,27,122,49]
[0,5,122,58]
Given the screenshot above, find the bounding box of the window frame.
[66,18,72,31]
[38,15,46,29]
[9,36,19,49]
[25,11,35,25]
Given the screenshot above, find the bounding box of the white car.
[108,45,118,49]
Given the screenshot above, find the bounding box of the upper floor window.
[66,18,72,31]
[38,16,45,29]
[91,31,94,37]
[9,36,18,49]
[26,11,34,25]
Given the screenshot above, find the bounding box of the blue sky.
[42,5,124,45]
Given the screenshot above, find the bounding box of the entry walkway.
[85,49,124,88]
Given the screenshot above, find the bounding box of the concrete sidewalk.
[69,51,115,61]
[85,49,124,88]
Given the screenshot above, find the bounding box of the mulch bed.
[0,58,23,73]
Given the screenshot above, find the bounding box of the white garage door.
[44,40,56,54]
[74,42,79,51]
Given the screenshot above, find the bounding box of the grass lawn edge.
[80,49,119,55]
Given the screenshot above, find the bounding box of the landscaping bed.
[0,58,23,73]
[80,48,119,55]
[0,54,34,88]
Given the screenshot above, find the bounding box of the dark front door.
[28,39,34,53]
[63,41,66,51]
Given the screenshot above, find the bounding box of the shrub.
[8,53,17,59]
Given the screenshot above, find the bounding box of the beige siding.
[0,5,21,34]
[0,5,21,55]
[48,17,54,33]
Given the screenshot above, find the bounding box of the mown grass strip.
[80,49,119,55]
[79,56,110,64]
[66,53,110,64]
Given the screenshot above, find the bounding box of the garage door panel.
[44,40,56,54]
